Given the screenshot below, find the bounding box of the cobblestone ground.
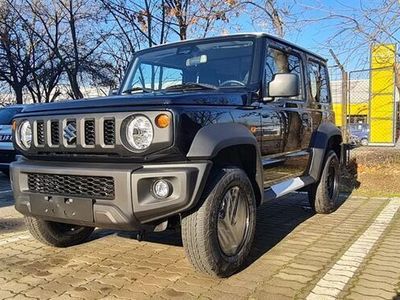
[1,172,400,300]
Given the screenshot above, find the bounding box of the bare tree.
[236,0,303,38]
[0,1,34,103]
[8,0,113,99]
[102,0,240,83]
[301,0,400,67]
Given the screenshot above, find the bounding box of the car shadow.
[95,193,317,248]
[341,157,361,193]
[94,190,353,268]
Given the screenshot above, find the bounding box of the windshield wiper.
[121,87,153,94]
[164,82,218,91]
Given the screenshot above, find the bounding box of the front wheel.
[308,150,340,214]
[25,217,94,247]
[181,168,256,277]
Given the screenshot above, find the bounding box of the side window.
[308,61,330,103]
[265,47,303,99]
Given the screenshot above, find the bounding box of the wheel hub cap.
[217,186,249,256]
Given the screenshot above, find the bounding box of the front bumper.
[11,159,211,230]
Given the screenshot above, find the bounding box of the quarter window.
[265,47,303,99]
[308,61,330,103]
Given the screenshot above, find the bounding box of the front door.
[261,43,312,187]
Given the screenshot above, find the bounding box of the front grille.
[18,111,171,156]
[51,121,60,145]
[85,120,95,145]
[104,119,115,145]
[37,121,45,145]
[27,173,115,199]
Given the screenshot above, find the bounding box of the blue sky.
[230,0,398,71]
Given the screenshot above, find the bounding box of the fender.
[309,123,342,181]
[187,123,264,204]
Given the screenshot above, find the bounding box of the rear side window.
[0,107,23,125]
[308,61,330,103]
[265,47,304,99]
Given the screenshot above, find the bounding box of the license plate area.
[30,195,93,222]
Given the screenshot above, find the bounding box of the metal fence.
[329,65,398,146]
[348,67,397,146]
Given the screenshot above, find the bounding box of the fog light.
[152,179,171,198]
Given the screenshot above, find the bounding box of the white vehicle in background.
[0,105,25,176]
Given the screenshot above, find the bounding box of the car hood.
[20,91,248,115]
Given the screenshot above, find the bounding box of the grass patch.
[342,147,400,198]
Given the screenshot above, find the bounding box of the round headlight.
[19,121,32,149]
[126,116,153,150]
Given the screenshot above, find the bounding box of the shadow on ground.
[1,164,357,272]
[94,190,353,272]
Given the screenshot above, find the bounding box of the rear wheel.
[181,168,256,277]
[308,150,340,214]
[25,216,94,247]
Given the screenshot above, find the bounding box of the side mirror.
[108,88,119,96]
[267,73,299,98]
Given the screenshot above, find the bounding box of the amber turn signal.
[12,120,17,131]
[155,114,170,128]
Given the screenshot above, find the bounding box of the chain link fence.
[348,67,397,146]
[329,65,397,146]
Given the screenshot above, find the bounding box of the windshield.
[121,38,254,93]
[0,107,23,125]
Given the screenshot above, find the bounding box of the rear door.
[260,41,312,187]
[307,59,333,133]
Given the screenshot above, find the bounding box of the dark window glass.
[308,61,330,103]
[265,47,303,99]
[123,39,254,93]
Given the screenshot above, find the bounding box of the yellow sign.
[333,103,369,127]
[370,44,396,144]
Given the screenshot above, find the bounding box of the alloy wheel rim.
[217,186,249,257]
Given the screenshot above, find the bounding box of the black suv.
[11,33,342,277]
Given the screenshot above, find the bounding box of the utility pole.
[329,49,348,143]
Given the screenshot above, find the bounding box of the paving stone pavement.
[0,173,400,299]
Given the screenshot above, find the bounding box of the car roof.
[1,104,26,109]
[135,32,327,62]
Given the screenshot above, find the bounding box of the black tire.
[181,168,256,277]
[24,216,94,247]
[308,150,340,214]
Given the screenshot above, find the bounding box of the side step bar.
[264,176,315,202]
